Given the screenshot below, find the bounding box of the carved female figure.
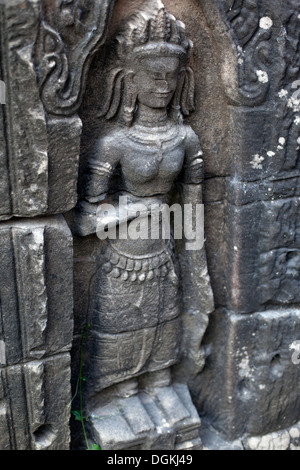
[75,0,205,450]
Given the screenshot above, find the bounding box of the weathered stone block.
[0,215,73,450]
[193,308,300,441]
[0,354,71,450]
[0,215,73,366]
[0,0,82,220]
[200,419,300,451]
[242,422,300,451]
[204,177,300,314]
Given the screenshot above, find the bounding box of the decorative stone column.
[0,0,115,450]
[190,0,300,450]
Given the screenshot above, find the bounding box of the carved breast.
[120,126,186,197]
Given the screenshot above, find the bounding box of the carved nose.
[156,80,169,92]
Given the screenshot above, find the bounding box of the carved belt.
[101,242,178,284]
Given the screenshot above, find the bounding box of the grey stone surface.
[0,0,299,452]
[0,0,117,447]
[200,420,300,451]
[190,0,300,444]
[71,0,300,450]
[0,0,115,220]
[0,354,71,450]
[242,422,300,451]
[0,216,73,365]
[0,0,48,219]
[0,216,73,450]
[193,308,300,441]
[35,0,116,117]
[85,380,202,450]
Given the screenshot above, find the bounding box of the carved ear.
[172,69,186,108]
[121,71,138,126]
[170,69,186,123]
[171,67,195,123]
[97,68,124,119]
[180,66,195,116]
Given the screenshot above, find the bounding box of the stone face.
[193,309,300,441]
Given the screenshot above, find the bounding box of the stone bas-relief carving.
[73,0,214,450]
[35,0,116,116]
[0,0,299,452]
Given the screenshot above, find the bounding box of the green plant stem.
[79,326,90,450]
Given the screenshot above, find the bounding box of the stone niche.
[0,0,299,451]
[71,0,215,450]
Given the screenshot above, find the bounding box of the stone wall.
[0,0,299,450]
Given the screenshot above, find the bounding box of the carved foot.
[86,372,202,450]
[139,370,202,450]
[87,378,156,450]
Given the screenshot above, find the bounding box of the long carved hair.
[98,1,195,126]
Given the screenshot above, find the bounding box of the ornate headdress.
[100,1,194,125]
[115,0,192,63]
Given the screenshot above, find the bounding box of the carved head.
[100,0,195,125]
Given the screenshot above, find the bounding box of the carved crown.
[115,0,192,63]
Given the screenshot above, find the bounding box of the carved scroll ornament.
[200,0,272,106]
[34,0,116,116]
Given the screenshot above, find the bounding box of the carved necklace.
[127,122,183,163]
